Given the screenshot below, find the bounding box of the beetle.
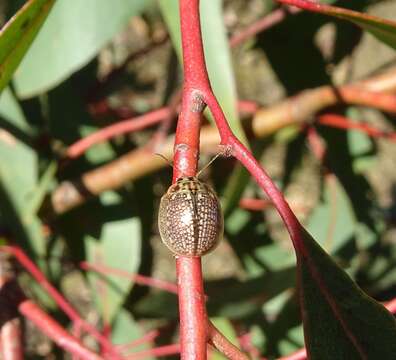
[158,176,223,257]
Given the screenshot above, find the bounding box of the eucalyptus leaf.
[0,0,54,94]
[14,0,151,98]
[0,88,44,255]
[86,216,141,323]
[297,228,396,359]
[307,175,355,254]
[111,308,152,359]
[280,0,396,50]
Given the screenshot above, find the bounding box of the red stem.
[71,322,83,360]
[179,0,304,251]
[239,198,272,211]
[174,1,214,359]
[385,298,396,314]
[126,343,180,359]
[208,323,250,360]
[204,93,304,252]
[317,114,396,141]
[66,99,256,160]
[306,125,327,162]
[0,256,23,360]
[116,329,160,353]
[176,257,207,359]
[278,348,307,360]
[230,6,300,47]
[0,318,23,360]
[276,0,396,30]
[0,246,119,357]
[0,272,102,360]
[19,300,102,360]
[175,0,308,357]
[66,107,172,158]
[80,261,178,294]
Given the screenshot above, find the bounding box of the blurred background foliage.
[0,0,395,358]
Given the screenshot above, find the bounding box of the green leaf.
[0,87,33,136]
[307,175,355,254]
[297,227,396,359]
[279,0,396,50]
[0,88,44,255]
[0,0,54,95]
[111,308,152,358]
[85,206,141,323]
[13,0,151,98]
[222,165,250,218]
[345,108,376,174]
[158,0,247,144]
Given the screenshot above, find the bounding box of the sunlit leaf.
[0,88,44,255]
[111,308,153,359]
[307,175,355,253]
[86,204,141,323]
[0,0,54,95]
[13,0,152,98]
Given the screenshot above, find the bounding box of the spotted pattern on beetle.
[158,177,223,257]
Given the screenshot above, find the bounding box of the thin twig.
[0,245,120,357]
[207,322,250,360]
[317,114,396,141]
[230,6,300,47]
[51,66,396,214]
[126,343,180,359]
[80,262,178,294]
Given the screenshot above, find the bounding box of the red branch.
[230,6,300,47]
[116,329,160,353]
[19,299,102,360]
[306,125,327,163]
[0,246,119,357]
[0,318,23,360]
[179,0,303,250]
[278,348,307,360]
[276,0,396,30]
[385,297,396,314]
[0,253,23,360]
[80,261,178,294]
[204,95,303,251]
[317,114,396,141]
[67,108,172,158]
[126,344,180,359]
[0,270,102,360]
[208,323,250,360]
[239,198,272,211]
[174,1,213,359]
[175,0,305,357]
[66,100,257,160]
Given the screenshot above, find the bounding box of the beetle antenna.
[197,153,221,178]
[155,153,173,168]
